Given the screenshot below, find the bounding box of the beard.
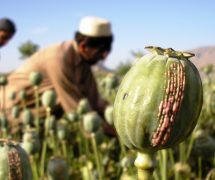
[84,59,99,66]
[81,56,101,66]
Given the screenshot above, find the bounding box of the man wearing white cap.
[0,16,115,135]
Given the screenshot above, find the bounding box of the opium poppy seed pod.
[83,111,102,133]
[0,115,8,129]
[192,129,215,158]
[113,46,203,153]
[57,118,69,140]
[41,90,56,108]
[29,71,43,86]
[104,105,114,126]
[77,98,91,115]
[21,129,41,155]
[19,89,27,100]
[47,156,69,180]
[174,162,191,179]
[0,139,33,179]
[21,109,34,126]
[8,91,16,101]
[45,115,56,133]
[11,105,20,119]
[66,112,79,122]
[94,127,105,145]
[0,75,8,86]
[120,155,135,169]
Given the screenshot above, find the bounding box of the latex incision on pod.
[151,62,185,147]
[8,148,23,179]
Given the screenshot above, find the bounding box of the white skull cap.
[78,16,112,37]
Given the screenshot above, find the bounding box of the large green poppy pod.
[113,47,203,153]
[0,139,32,180]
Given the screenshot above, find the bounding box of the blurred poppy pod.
[94,127,105,145]
[0,75,8,86]
[192,129,215,158]
[21,109,34,126]
[8,91,16,101]
[0,115,8,129]
[41,90,56,108]
[47,156,69,180]
[66,112,79,122]
[45,115,57,133]
[11,105,20,118]
[57,119,69,140]
[19,89,27,100]
[83,111,102,133]
[21,129,41,155]
[29,71,43,86]
[104,105,114,125]
[120,155,135,169]
[77,98,91,115]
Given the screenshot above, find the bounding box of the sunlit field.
[0,56,214,180]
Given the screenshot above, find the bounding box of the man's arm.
[84,71,116,136]
[45,55,83,113]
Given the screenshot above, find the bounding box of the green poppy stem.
[31,155,39,180]
[91,133,103,180]
[186,132,195,161]
[160,150,167,180]
[40,140,47,177]
[62,140,68,160]
[198,156,202,180]
[179,142,186,163]
[51,132,58,155]
[40,107,51,176]
[34,86,40,133]
[2,86,6,115]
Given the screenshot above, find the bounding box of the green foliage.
[18,40,39,59]
[115,61,132,77]
[115,50,145,77]
[200,64,214,75]
[130,50,145,58]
